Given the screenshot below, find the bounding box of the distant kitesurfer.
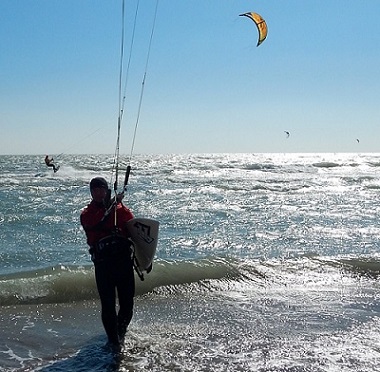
[80,177,135,349]
[44,155,59,173]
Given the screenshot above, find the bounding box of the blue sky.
[1,1,380,155]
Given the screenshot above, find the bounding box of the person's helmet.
[90,177,108,190]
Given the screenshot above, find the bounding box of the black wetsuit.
[45,157,58,172]
[94,237,135,344]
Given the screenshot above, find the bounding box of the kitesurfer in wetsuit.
[44,155,58,173]
[80,177,135,348]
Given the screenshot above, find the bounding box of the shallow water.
[1,153,380,371]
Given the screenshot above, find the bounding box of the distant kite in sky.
[239,12,268,47]
[356,139,360,143]
[285,131,290,138]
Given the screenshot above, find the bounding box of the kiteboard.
[126,218,159,273]
[54,165,60,173]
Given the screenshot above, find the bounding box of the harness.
[89,233,132,263]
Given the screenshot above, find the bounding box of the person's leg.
[116,257,135,339]
[95,264,119,344]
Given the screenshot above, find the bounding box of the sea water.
[1,153,380,371]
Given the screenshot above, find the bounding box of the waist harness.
[90,234,132,262]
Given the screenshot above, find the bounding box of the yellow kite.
[239,12,268,47]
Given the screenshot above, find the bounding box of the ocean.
[1,153,380,371]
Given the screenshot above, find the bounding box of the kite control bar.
[112,165,131,198]
[124,165,131,192]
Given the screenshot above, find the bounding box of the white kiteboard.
[126,218,159,272]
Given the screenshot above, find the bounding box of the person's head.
[90,177,109,203]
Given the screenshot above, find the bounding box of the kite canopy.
[239,12,268,47]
